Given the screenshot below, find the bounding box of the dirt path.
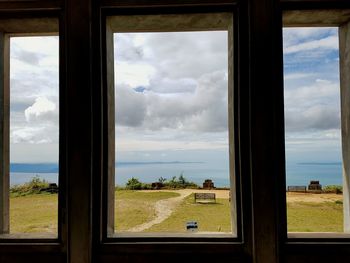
[127,190,192,232]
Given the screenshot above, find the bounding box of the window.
[283,9,350,238]
[2,1,350,263]
[0,18,59,239]
[105,13,237,238]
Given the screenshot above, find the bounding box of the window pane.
[110,18,236,237]
[9,36,59,237]
[283,27,343,233]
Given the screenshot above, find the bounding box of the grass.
[10,193,58,233]
[287,200,343,232]
[146,194,232,233]
[7,190,345,234]
[115,190,179,231]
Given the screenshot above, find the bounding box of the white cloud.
[116,70,228,133]
[284,73,315,81]
[115,62,156,87]
[284,78,340,132]
[113,31,230,153]
[284,35,338,54]
[8,37,59,162]
[115,31,228,88]
[11,125,58,144]
[24,97,56,122]
[283,27,336,46]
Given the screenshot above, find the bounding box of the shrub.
[158,177,167,184]
[10,176,50,196]
[124,175,199,190]
[125,177,142,190]
[163,174,199,189]
[323,185,343,194]
[141,183,152,190]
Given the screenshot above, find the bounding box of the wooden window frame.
[103,11,238,240]
[0,0,349,263]
[280,2,350,262]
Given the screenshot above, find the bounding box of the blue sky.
[283,28,341,164]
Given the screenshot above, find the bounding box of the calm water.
[286,162,342,187]
[115,162,230,187]
[9,162,343,188]
[11,172,58,186]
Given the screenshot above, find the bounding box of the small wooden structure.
[151,182,163,189]
[308,180,322,191]
[194,193,216,203]
[202,179,215,189]
[41,183,59,193]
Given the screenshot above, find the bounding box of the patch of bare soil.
[286,192,343,203]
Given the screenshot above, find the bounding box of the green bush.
[124,174,199,190]
[125,177,142,190]
[141,183,152,190]
[10,176,50,196]
[323,185,343,194]
[163,174,199,189]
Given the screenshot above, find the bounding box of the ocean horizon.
[9,161,344,188]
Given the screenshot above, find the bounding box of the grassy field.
[287,201,343,232]
[146,194,231,233]
[8,190,345,234]
[115,190,179,231]
[10,193,58,233]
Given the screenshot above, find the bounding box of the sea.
[9,161,344,188]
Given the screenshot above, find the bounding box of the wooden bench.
[287,186,307,193]
[194,193,216,203]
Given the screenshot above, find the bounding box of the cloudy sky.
[9,27,342,166]
[283,27,341,163]
[114,31,229,163]
[10,36,58,163]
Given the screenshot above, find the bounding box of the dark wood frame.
[0,0,348,262]
[101,8,240,242]
[0,11,67,263]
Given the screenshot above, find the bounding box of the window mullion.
[0,32,9,235]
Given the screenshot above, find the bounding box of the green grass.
[115,190,179,231]
[287,201,343,232]
[8,190,344,234]
[10,193,58,233]
[146,194,232,233]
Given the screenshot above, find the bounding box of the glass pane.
[114,30,234,236]
[283,27,343,233]
[9,36,59,237]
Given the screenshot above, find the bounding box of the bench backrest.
[194,193,216,199]
[287,186,306,192]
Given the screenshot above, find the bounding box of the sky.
[283,27,341,164]
[8,27,342,166]
[10,36,59,163]
[114,31,229,163]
